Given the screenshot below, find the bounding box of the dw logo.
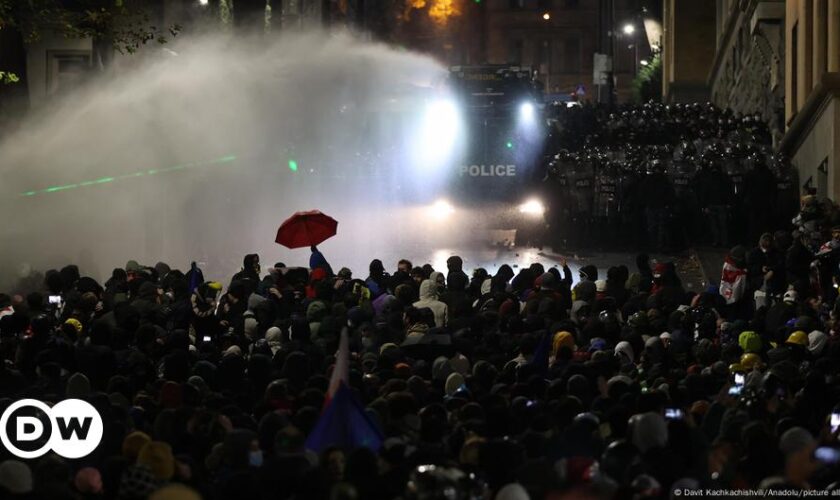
[0,399,103,459]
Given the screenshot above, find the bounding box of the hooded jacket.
[808,330,828,356]
[747,236,784,294]
[413,279,448,328]
[309,248,334,276]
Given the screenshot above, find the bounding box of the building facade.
[780,0,840,201]
[481,0,642,101]
[16,0,649,114]
[661,0,716,103]
[21,1,193,110]
[708,0,785,145]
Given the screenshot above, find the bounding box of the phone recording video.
[814,447,840,465]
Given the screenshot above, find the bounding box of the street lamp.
[198,0,209,5]
[542,12,551,20]
[619,22,640,77]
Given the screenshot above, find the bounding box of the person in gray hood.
[413,279,448,328]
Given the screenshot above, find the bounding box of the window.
[46,51,91,96]
[562,36,581,72]
[791,21,798,112]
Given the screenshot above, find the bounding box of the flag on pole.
[304,381,384,453]
[325,327,350,408]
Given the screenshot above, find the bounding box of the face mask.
[249,450,263,467]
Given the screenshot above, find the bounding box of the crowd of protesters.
[2,218,840,500]
[3,100,840,499]
[541,101,798,251]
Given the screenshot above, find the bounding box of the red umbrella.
[275,210,338,249]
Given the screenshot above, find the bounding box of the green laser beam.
[19,155,237,197]
[45,184,78,193]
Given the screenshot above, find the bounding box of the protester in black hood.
[366,259,390,298]
[747,232,784,296]
[232,254,261,296]
[605,266,630,308]
[636,254,654,294]
[579,264,598,282]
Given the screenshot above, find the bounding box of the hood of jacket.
[480,278,492,296]
[418,279,438,301]
[430,271,444,289]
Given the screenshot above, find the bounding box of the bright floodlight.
[426,99,459,133]
[518,198,545,216]
[623,23,635,35]
[415,98,462,171]
[640,59,649,66]
[199,0,209,5]
[519,101,535,120]
[429,199,455,220]
[542,12,550,20]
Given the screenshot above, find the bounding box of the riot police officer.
[570,152,596,248]
[640,159,675,250]
[594,159,620,248]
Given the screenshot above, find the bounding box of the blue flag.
[305,382,383,453]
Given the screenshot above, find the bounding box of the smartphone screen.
[202,336,211,342]
[728,385,743,396]
[49,295,61,305]
[734,373,745,386]
[665,408,683,420]
[814,447,840,464]
[831,413,840,434]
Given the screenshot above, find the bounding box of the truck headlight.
[519,101,535,120]
[518,198,545,216]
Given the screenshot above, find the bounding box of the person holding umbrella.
[310,246,334,276]
[276,210,338,277]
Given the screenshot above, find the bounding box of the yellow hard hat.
[207,281,223,291]
[740,353,762,370]
[786,330,808,346]
[729,363,744,374]
[63,318,83,334]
